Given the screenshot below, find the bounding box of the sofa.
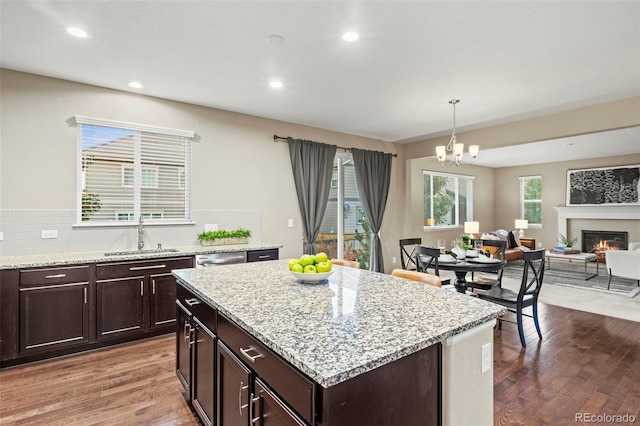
[478,229,535,262]
[605,242,640,290]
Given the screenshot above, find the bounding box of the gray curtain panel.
[288,137,337,254]
[352,148,392,272]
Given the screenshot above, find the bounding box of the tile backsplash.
[0,209,262,257]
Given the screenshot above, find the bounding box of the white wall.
[0,69,404,268]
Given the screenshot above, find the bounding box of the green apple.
[314,252,329,264]
[291,263,304,273]
[303,264,317,273]
[299,254,314,266]
[316,261,331,273]
[287,258,300,271]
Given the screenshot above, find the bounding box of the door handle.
[239,381,249,416]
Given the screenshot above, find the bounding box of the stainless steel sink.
[104,248,179,257]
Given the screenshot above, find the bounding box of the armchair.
[605,242,640,290]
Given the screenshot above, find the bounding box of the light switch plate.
[0,232,3,241]
[288,219,294,228]
[41,230,58,239]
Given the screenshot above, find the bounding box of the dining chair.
[467,239,507,291]
[391,269,441,288]
[399,238,422,270]
[413,245,451,286]
[476,249,545,347]
[331,259,361,269]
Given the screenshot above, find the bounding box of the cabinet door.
[97,277,145,339]
[217,341,251,426]
[176,301,192,395]
[150,273,177,330]
[254,378,307,426]
[19,283,89,354]
[192,317,216,426]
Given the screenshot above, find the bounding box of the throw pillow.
[512,231,522,247]
[507,231,518,249]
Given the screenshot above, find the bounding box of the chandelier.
[435,99,479,166]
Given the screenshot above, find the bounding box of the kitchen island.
[173,260,505,425]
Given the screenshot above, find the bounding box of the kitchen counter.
[173,259,504,388]
[0,242,281,270]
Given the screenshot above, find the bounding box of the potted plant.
[197,228,252,246]
[557,233,577,250]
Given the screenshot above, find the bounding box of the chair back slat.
[519,249,546,302]
[414,245,442,275]
[399,238,422,270]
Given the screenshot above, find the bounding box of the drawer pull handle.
[129,264,166,271]
[184,298,200,307]
[240,346,264,363]
[239,382,249,416]
[140,281,144,296]
[258,255,270,259]
[84,287,87,304]
[45,274,66,279]
[152,279,156,294]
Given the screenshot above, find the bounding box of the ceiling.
[1,1,639,166]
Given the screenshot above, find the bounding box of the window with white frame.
[520,175,542,226]
[423,171,474,228]
[76,116,194,224]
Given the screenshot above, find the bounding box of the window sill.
[72,221,196,228]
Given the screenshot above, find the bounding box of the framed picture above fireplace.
[566,164,639,206]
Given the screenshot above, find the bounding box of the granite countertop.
[0,242,281,270]
[173,259,505,388]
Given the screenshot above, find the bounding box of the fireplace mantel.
[554,206,640,236]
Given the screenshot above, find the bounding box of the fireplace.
[582,230,628,261]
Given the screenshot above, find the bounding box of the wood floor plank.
[1,301,638,425]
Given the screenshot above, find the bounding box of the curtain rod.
[273,134,397,158]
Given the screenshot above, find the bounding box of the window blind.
[75,116,193,225]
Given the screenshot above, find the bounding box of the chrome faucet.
[137,215,144,251]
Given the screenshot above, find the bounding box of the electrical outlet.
[392,256,397,264]
[538,242,542,248]
[481,343,492,373]
[205,224,218,232]
[41,230,58,239]
[288,219,294,228]
[0,232,3,241]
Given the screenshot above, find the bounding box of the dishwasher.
[195,251,247,267]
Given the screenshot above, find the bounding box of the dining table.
[435,253,507,293]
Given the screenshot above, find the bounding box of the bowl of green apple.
[288,252,333,283]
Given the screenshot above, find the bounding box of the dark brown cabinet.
[1,255,194,368]
[97,276,144,339]
[247,248,279,263]
[176,284,217,426]
[19,266,90,355]
[217,341,251,425]
[192,316,216,426]
[254,378,307,426]
[150,272,179,329]
[96,257,192,340]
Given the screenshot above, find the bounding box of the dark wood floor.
[1,303,638,425]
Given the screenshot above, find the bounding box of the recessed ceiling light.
[67,27,88,38]
[342,31,359,42]
[269,81,283,89]
[128,82,143,89]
